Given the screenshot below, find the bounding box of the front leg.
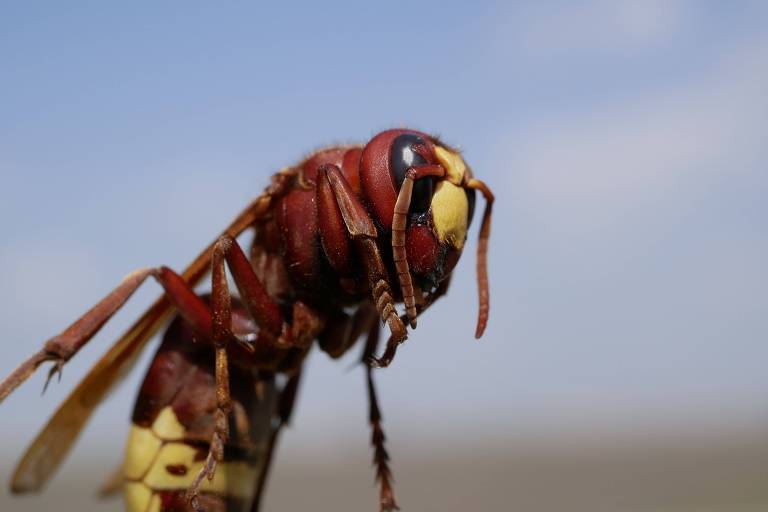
[316,164,408,366]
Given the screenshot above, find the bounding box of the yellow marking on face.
[124,481,151,512]
[123,425,162,480]
[151,406,185,441]
[431,180,469,250]
[434,146,467,186]
[431,145,470,248]
[143,442,259,497]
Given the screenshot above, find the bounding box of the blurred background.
[1,1,767,510]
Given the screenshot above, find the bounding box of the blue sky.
[1,0,767,470]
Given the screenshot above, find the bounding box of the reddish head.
[359,129,494,338]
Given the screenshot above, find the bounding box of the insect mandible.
[0,128,494,512]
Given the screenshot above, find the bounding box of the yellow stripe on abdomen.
[123,406,258,512]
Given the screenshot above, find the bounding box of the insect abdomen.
[124,308,277,511]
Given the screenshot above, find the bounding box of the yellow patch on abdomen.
[123,425,162,480]
[124,481,152,512]
[142,442,257,495]
[123,406,259,512]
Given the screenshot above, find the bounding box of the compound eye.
[391,133,433,215]
[410,177,433,215]
[466,187,476,227]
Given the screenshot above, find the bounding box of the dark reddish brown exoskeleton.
[0,128,494,512]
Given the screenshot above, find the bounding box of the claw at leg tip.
[42,361,64,395]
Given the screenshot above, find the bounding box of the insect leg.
[316,164,408,366]
[362,323,399,511]
[186,242,236,511]
[187,236,322,509]
[0,266,212,404]
[211,235,283,337]
[208,235,325,354]
[369,257,456,370]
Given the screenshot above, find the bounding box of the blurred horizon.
[1,1,767,510]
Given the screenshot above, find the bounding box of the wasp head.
[359,129,493,338]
